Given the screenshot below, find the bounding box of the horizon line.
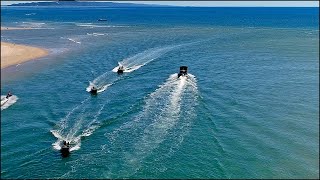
[1,1,319,7]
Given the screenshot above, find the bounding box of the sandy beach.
[1,42,49,69]
[1,26,49,68]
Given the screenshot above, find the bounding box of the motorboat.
[1,92,12,106]
[60,141,70,157]
[117,65,124,74]
[178,66,188,78]
[98,19,107,21]
[90,86,98,95]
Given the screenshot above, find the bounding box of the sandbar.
[1,42,49,69]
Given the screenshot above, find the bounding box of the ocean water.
[1,7,319,179]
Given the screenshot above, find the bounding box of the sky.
[1,1,319,7]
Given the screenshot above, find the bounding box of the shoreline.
[1,27,46,31]
[1,42,49,69]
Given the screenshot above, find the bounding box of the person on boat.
[62,140,70,148]
[91,86,97,91]
[60,140,70,157]
[117,65,124,74]
[6,91,12,99]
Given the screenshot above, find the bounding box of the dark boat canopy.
[117,66,124,74]
[90,87,98,95]
[178,66,188,78]
[180,66,188,74]
[60,141,70,157]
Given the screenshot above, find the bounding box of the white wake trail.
[104,73,198,177]
[89,41,202,94]
[88,44,180,94]
[51,99,105,152]
[111,45,178,73]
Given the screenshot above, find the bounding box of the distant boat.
[60,140,70,158]
[90,86,98,95]
[98,19,107,22]
[178,66,188,78]
[117,62,124,74]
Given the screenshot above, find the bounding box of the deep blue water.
[1,7,319,179]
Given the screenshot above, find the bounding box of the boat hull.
[60,146,70,157]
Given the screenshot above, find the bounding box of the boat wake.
[88,45,177,93]
[51,98,105,152]
[1,95,18,111]
[103,73,199,177]
[111,45,180,73]
[86,70,118,94]
[86,81,111,94]
[88,43,192,94]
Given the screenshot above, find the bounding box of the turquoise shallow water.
[1,7,319,179]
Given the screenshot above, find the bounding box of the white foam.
[76,24,110,28]
[86,81,112,94]
[111,45,179,74]
[92,42,197,95]
[76,23,129,28]
[60,37,81,44]
[86,33,107,36]
[21,22,46,28]
[1,95,18,111]
[51,101,105,152]
[67,38,81,44]
[25,13,36,16]
[104,73,198,176]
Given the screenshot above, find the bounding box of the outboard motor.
[178,66,188,78]
[90,87,98,95]
[60,141,70,157]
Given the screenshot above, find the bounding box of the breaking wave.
[75,23,129,28]
[86,33,107,36]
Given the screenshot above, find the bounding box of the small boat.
[1,92,12,106]
[98,19,107,22]
[90,86,98,95]
[60,141,70,157]
[117,65,124,74]
[178,66,188,78]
